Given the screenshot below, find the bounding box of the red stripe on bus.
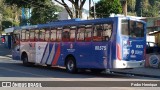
[52,43,61,65]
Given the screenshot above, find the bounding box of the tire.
[46,65,52,68]
[65,57,77,73]
[22,54,30,66]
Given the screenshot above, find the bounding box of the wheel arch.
[64,54,76,66]
[21,51,28,60]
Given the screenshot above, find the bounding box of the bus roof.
[15,17,145,30]
[37,17,117,28]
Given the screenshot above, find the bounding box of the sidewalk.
[0,42,160,78]
[0,43,12,59]
[111,67,160,78]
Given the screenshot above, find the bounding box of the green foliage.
[1,20,18,30]
[4,0,62,25]
[133,0,160,17]
[91,0,122,18]
[4,0,49,8]
[127,0,136,12]
[30,0,62,24]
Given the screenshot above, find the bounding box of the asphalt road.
[0,58,159,90]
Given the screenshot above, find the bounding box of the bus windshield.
[121,20,144,37]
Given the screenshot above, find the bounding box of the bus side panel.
[75,42,93,68]
[92,42,108,69]
[20,42,35,62]
[57,42,76,66]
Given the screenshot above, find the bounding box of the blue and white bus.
[12,17,146,73]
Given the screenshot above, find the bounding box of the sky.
[53,0,100,10]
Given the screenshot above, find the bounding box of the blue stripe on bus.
[40,43,48,64]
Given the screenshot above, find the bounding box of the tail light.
[117,43,122,60]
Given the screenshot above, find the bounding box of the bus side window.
[26,30,29,41]
[93,24,103,41]
[45,30,50,41]
[35,29,39,41]
[62,27,70,42]
[85,25,92,42]
[70,26,76,42]
[50,29,56,42]
[77,26,85,41]
[30,30,35,42]
[103,24,112,41]
[21,30,26,41]
[57,29,62,42]
[39,29,45,41]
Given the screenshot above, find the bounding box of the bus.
[12,17,146,73]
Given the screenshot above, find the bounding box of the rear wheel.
[65,57,77,73]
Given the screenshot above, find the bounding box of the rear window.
[121,20,144,37]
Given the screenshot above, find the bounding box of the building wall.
[58,8,89,20]
[147,17,160,46]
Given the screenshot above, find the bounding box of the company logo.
[70,43,73,49]
[149,55,159,68]
[131,50,134,55]
[123,40,132,47]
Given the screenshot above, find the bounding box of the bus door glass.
[12,29,21,60]
[120,19,145,61]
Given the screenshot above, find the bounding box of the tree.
[4,0,62,25]
[31,0,62,24]
[127,0,136,12]
[90,0,122,18]
[0,0,20,32]
[54,0,86,19]
[134,0,159,17]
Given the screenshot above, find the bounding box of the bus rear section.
[114,19,146,68]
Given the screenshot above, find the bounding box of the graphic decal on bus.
[52,43,61,65]
[46,43,56,65]
[36,42,48,64]
[41,43,49,64]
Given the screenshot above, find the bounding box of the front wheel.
[22,55,30,66]
[65,57,77,73]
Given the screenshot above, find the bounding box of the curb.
[112,71,160,79]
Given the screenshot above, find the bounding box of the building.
[58,8,89,20]
[146,17,160,46]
